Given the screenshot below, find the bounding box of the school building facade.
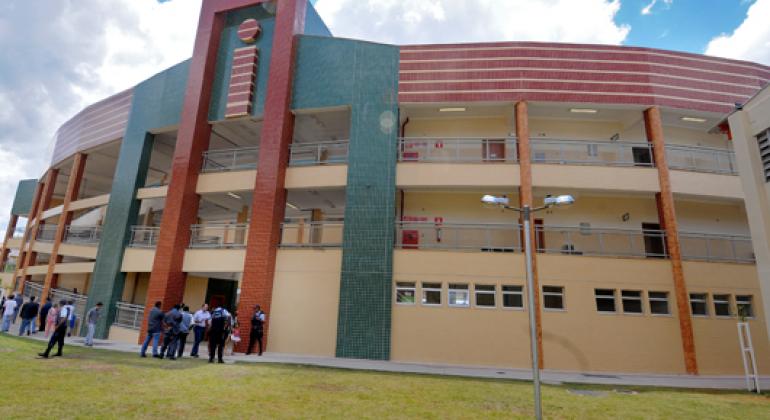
[1,0,770,376]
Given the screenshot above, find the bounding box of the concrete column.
[644,106,698,375]
[515,101,545,369]
[15,169,58,293]
[42,153,87,300]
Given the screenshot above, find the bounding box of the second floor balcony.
[36,225,58,242]
[280,219,344,248]
[64,225,102,245]
[399,138,518,163]
[289,140,349,166]
[202,147,259,173]
[189,223,248,249]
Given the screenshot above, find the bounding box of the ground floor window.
[395,282,416,304]
[690,293,708,316]
[713,294,731,317]
[594,289,616,313]
[648,291,669,315]
[543,286,564,310]
[421,282,442,306]
[502,285,523,309]
[474,285,496,308]
[736,295,754,318]
[448,284,470,307]
[621,290,643,314]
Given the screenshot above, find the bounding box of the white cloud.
[641,0,672,16]
[315,0,630,45]
[705,0,770,65]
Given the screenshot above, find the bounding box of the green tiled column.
[292,36,399,360]
[87,61,189,338]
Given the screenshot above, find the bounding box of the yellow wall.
[57,273,89,292]
[532,165,659,194]
[121,272,150,304]
[183,276,209,311]
[397,163,521,189]
[268,249,341,357]
[405,116,510,138]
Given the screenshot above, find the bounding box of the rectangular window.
[421,282,442,306]
[736,295,754,318]
[713,294,732,317]
[475,285,496,308]
[648,291,670,315]
[502,285,523,309]
[621,290,643,314]
[594,289,616,313]
[543,286,564,310]
[690,293,708,316]
[448,284,470,307]
[395,282,416,304]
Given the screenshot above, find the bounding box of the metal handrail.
[530,138,654,167]
[129,226,160,248]
[201,146,259,173]
[36,224,58,242]
[64,225,102,245]
[679,231,754,263]
[280,221,344,247]
[665,144,737,175]
[50,287,88,321]
[114,301,145,330]
[289,140,349,166]
[22,281,43,299]
[395,221,523,251]
[398,137,518,163]
[189,223,248,248]
[535,224,667,258]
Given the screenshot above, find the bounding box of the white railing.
[64,225,101,245]
[665,144,737,175]
[22,281,43,300]
[530,139,654,167]
[201,147,259,172]
[129,226,160,248]
[395,222,522,251]
[398,137,518,163]
[189,223,248,248]
[679,232,754,263]
[114,301,145,330]
[50,287,88,321]
[289,140,349,166]
[36,224,58,242]
[280,220,344,247]
[535,225,667,258]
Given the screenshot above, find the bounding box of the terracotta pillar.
[12,181,43,292]
[0,214,19,270]
[515,101,544,369]
[42,153,87,300]
[236,0,308,353]
[15,169,58,293]
[644,106,698,375]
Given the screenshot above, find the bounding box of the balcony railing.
[398,138,518,163]
[535,225,667,258]
[129,226,160,248]
[395,221,523,251]
[50,287,88,320]
[280,220,344,247]
[114,301,145,330]
[530,139,654,167]
[22,281,43,300]
[189,223,248,249]
[679,232,754,263]
[665,144,737,175]
[36,225,58,242]
[201,147,259,173]
[3,262,16,273]
[64,225,101,245]
[12,227,26,238]
[289,140,349,166]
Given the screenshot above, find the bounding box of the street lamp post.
[481,194,575,420]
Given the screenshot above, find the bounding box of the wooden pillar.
[15,169,58,293]
[515,101,544,369]
[644,106,698,375]
[0,214,19,270]
[42,153,87,300]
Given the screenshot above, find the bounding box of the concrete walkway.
[3,322,767,392]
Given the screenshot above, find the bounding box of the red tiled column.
[15,169,58,293]
[0,214,19,269]
[235,0,307,353]
[42,153,87,300]
[515,101,545,369]
[644,106,698,375]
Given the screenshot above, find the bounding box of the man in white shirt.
[189,304,210,358]
[39,300,70,358]
[2,294,18,332]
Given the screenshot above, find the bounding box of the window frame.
[421,282,443,307]
[447,283,470,308]
[394,282,417,305]
[736,295,754,319]
[689,292,709,317]
[621,290,644,315]
[594,288,617,314]
[542,285,565,311]
[647,291,670,316]
[712,293,732,318]
[502,285,524,310]
[474,284,497,309]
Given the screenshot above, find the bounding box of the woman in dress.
[45,303,59,338]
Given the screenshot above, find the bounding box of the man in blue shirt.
[139,301,164,358]
[176,305,193,358]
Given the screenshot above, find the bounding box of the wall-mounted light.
[681,116,707,123]
[227,192,242,200]
[439,107,466,112]
[286,202,299,210]
[569,108,598,114]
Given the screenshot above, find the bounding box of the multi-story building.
[1,0,769,376]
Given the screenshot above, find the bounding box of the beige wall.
[670,171,744,200]
[403,191,520,224]
[183,275,209,311]
[676,199,749,236]
[398,163,521,189]
[533,165,659,193]
[268,249,341,357]
[57,273,89,292]
[392,249,766,374]
[196,170,257,194]
[405,116,511,138]
[285,166,348,189]
[121,272,150,304]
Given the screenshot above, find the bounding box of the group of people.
[140,302,266,363]
[2,294,77,338]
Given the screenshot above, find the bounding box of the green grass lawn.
[0,335,768,419]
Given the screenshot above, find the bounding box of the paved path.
[3,321,767,392]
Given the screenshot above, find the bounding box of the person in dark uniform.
[208,305,230,364]
[38,298,52,332]
[38,300,70,358]
[246,305,266,356]
[159,304,182,360]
